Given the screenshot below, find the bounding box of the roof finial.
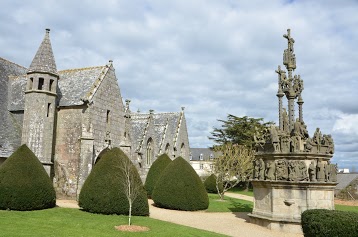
[181,106,185,111]
[46,28,50,33]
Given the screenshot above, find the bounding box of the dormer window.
[199,154,203,161]
[189,155,192,161]
[210,154,214,160]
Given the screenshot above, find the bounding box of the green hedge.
[79,147,149,216]
[204,174,223,193]
[152,157,209,211]
[0,145,56,211]
[301,209,358,237]
[144,153,172,198]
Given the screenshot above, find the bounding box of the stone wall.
[54,107,82,197]
[90,65,125,160]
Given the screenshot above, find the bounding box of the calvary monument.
[249,29,337,233]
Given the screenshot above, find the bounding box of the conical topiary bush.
[152,156,209,211]
[0,144,56,211]
[79,147,149,216]
[144,153,172,198]
[204,174,223,193]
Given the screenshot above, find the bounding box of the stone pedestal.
[249,180,336,234]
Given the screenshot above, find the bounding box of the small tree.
[213,143,254,200]
[118,157,143,226]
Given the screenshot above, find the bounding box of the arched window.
[146,138,153,166]
[180,143,185,157]
[165,143,170,155]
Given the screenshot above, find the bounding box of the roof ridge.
[58,65,105,73]
[0,57,27,70]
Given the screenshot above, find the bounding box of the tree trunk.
[129,200,132,226]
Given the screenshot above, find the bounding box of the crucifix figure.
[283,29,295,53]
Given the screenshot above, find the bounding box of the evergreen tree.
[0,144,56,211]
[79,147,149,216]
[144,153,172,198]
[152,157,208,211]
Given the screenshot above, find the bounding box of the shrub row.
[301,209,358,237]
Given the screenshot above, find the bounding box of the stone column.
[297,95,304,123]
[277,91,284,131]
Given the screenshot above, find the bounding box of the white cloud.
[1,0,358,169]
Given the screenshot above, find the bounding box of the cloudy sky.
[1,0,357,169]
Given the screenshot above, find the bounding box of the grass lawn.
[206,193,253,212]
[0,207,225,237]
[335,204,358,213]
[226,187,254,197]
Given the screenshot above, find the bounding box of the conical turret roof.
[27,29,58,75]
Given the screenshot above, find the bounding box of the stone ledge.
[248,213,303,234]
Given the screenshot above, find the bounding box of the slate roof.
[190,148,218,161]
[58,66,106,106]
[0,57,26,157]
[28,29,57,75]
[336,173,358,191]
[6,65,108,109]
[130,112,183,153]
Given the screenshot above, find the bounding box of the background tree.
[209,114,273,148]
[213,143,254,200]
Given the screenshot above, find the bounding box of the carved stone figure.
[258,158,265,180]
[265,160,276,180]
[288,160,298,181]
[308,161,316,182]
[298,161,308,181]
[281,135,291,153]
[330,163,338,182]
[270,126,280,152]
[275,159,288,180]
[254,127,265,149]
[313,128,322,145]
[282,108,289,134]
[305,138,314,152]
[325,162,331,182]
[316,160,325,182]
[291,135,301,152]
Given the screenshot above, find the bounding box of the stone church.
[0,29,190,198]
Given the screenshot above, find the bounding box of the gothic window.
[180,143,185,157]
[165,143,170,155]
[146,138,153,166]
[38,78,44,90]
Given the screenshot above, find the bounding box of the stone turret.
[21,29,58,176]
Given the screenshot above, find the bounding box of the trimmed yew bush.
[79,147,149,216]
[144,153,172,198]
[152,157,209,211]
[301,209,358,237]
[0,144,56,211]
[204,174,223,193]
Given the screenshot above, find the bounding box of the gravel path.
[57,198,303,237]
